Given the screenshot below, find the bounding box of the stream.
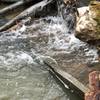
[0,1,99,100]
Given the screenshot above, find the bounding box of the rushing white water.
[28,16,98,64]
[0,16,99,100]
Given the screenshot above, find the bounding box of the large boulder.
[75,1,100,50]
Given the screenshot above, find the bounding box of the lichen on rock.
[90,0,100,33]
[75,0,100,50]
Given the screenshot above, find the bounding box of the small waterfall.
[0,1,99,100]
[57,0,78,34]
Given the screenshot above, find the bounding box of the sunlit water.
[0,16,99,100]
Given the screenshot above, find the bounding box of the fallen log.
[0,0,33,15]
[0,0,53,32]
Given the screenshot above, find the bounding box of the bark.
[0,0,53,32]
[0,0,33,15]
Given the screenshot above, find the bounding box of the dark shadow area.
[78,0,91,7]
[34,0,58,18]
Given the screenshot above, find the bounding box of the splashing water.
[0,15,99,100]
[27,16,98,64]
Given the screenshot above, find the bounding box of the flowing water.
[0,16,99,100]
[0,1,99,100]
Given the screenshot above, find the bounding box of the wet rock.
[75,1,100,50]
